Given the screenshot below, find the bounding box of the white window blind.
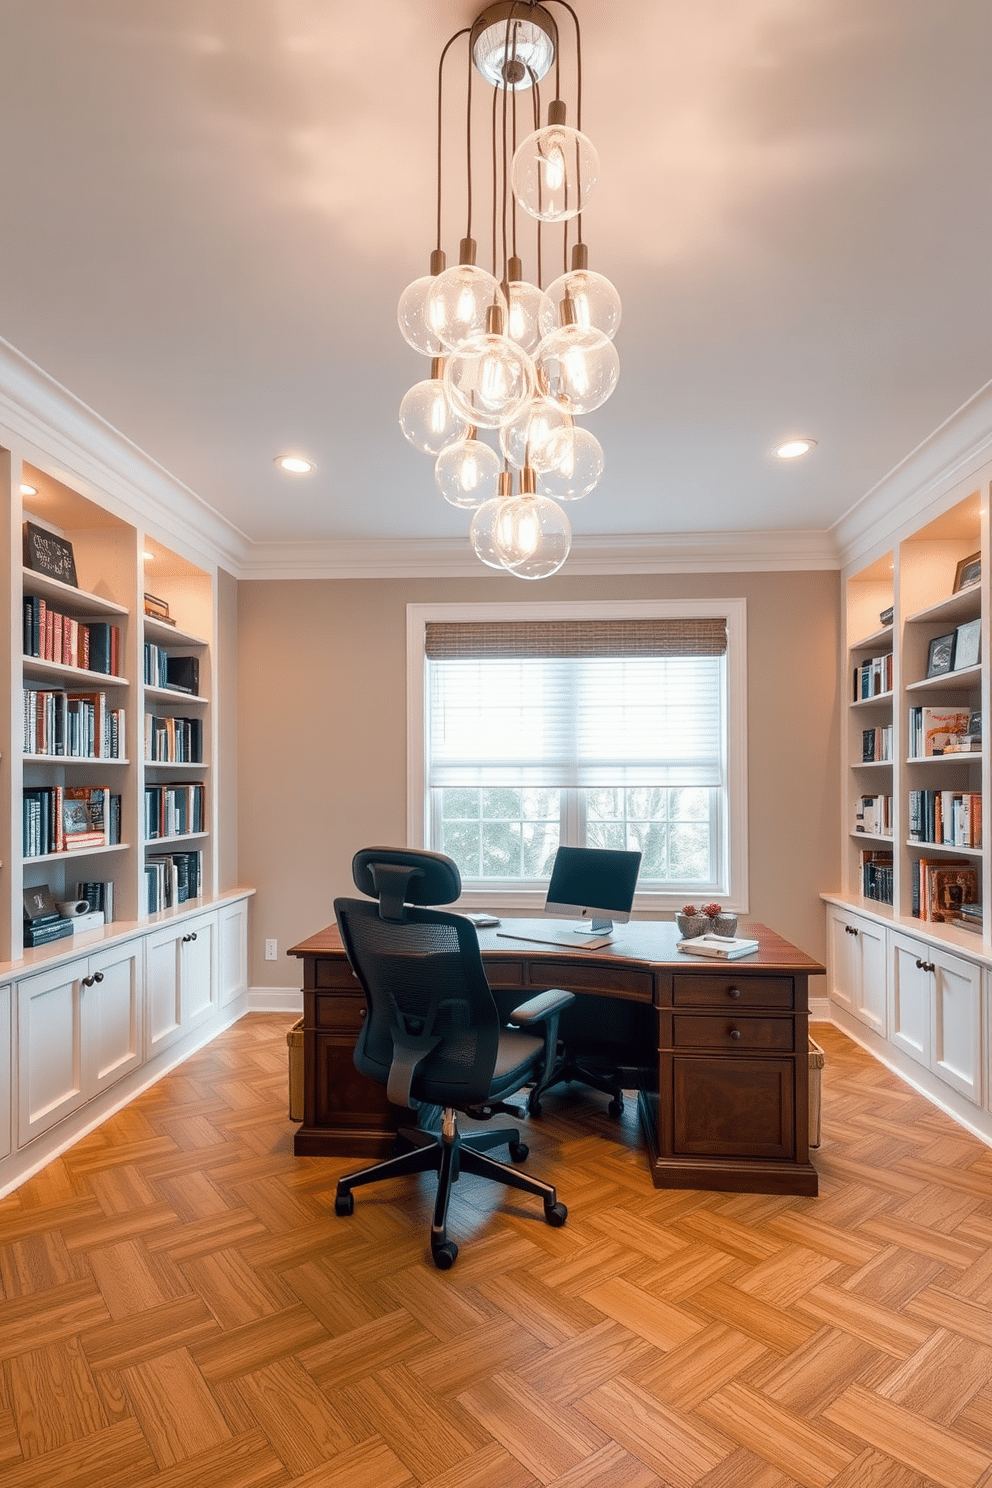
[426,619,727,790]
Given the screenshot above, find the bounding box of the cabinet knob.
[727,987,742,1000]
[182,932,198,943]
[915,958,924,969]
[81,971,104,987]
[729,1027,742,1040]
[924,961,935,974]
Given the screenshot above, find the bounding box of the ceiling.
[0,0,989,555]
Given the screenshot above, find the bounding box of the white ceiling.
[0,0,989,554]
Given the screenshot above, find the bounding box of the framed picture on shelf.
[953,552,981,592]
[953,616,982,670]
[927,632,956,677]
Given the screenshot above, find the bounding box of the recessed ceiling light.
[20,482,37,496]
[275,455,315,474]
[774,438,817,460]
[142,551,155,562]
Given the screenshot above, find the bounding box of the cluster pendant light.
[397,1,619,579]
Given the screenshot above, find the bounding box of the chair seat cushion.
[487,1027,546,1099]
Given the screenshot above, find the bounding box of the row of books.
[145,851,201,912]
[854,652,892,700]
[855,795,892,836]
[907,708,979,758]
[23,597,120,674]
[144,783,204,840]
[24,688,124,759]
[23,786,122,858]
[75,879,115,924]
[144,644,199,695]
[860,848,893,904]
[145,713,203,763]
[913,857,979,923]
[862,725,892,762]
[908,790,982,848]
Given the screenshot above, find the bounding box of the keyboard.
[495,929,614,951]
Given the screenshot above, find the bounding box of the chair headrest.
[352,847,462,920]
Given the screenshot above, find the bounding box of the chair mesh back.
[334,899,501,1108]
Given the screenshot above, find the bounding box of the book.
[166,656,199,695]
[676,934,760,960]
[24,916,74,948]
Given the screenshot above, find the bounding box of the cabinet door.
[889,934,932,1069]
[182,913,217,1028]
[18,960,85,1145]
[827,907,859,1015]
[932,948,982,1104]
[855,919,887,1035]
[145,926,183,1057]
[218,900,248,1007]
[0,986,10,1160]
[85,943,142,1096]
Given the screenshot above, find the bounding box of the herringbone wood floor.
[2,1019,992,1487]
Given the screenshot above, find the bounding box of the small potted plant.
[676,904,710,938]
[703,902,738,937]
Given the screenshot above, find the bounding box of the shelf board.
[144,832,208,849]
[849,625,893,651]
[144,760,208,771]
[144,685,207,705]
[24,657,129,687]
[24,754,129,766]
[850,831,894,844]
[24,842,129,864]
[907,752,981,765]
[852,758,893,768]
[851,691,893,708]
[906,588,981,627]
[906,839,983,858]
[23,568,129,617]
[143,615,209,647]
[905,664,982,694]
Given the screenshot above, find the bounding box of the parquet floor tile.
[2,1016,992,1485]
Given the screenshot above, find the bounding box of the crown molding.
[232,527,842,580]
[831,380,992,568]
[0,336,249,574]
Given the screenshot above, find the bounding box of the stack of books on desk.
[677,934,760,960]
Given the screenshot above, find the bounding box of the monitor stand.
[574,918,613,935]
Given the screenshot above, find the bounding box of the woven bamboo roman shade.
[425,618,728,660]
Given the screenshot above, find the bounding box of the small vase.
[712,913,738,937]
[676,913,709,939]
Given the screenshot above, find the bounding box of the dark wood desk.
[288,918,822,1196]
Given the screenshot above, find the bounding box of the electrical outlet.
[265,938,278,960]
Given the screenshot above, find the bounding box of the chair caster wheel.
[545,1201,567,1227]
[528,1099,542,1117]
[608,1096,624,1117]
[432,1241,458,1269]
[334,1191,354,1217]
[509,1140,529,1161]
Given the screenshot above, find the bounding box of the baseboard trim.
[248,986,304,1014]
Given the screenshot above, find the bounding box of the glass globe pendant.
[535,323,619,415]
[504,257,547,355]
[499,396,573,472]
[399,358,468,454]
[537,425,604,500]
[426,241,507,351]
[397,249,448,356]
[511,102,599,222]
[493,469,572,579]
[469,472,516,568]
[443,304,535,429]
[434,430,501,508]
[541,261,622,342]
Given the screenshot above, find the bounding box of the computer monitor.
[544,846,642,935]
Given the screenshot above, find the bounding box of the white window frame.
[407,598,749,915]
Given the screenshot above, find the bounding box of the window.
[407,601,747,911]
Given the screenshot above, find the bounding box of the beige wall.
[237,569,841,989]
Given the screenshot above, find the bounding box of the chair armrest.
[510,988,575,1025]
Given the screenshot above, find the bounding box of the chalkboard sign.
[23,521,77,586]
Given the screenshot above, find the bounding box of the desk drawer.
[526,959,654,1003]
[314,993,366,1032]
[672,1014,795,1052]
[672,974,794,1010]
[314,959,359,990]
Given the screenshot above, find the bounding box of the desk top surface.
[289,917,823,975]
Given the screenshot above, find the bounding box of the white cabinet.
[889,930,982,1103]
[0,986,10,1159]
[144,910,218,1058]
[218,900,248,1008]
[826,905,887,1034]
[17,940,142,1146]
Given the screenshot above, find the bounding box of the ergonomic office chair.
[332,847,575,1269]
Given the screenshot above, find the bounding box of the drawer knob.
[924,961,935,974]
[182,932,198,943]
[729,1027,742,1040]
[727,986,742,999]
[81,971,104,988]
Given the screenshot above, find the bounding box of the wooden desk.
[288,918,822,1196]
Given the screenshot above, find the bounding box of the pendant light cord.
[436,29,469,253]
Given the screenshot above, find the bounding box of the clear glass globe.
[540,268,622,341]
[397,275,444,356]
[398,378,467,454]
[434,438,501,508]
[443,334,535,430]
[469,497,515,569]
[537,426,604,500]
[535,324,619,414]
[505,279,548,355]
[499,398,573,472]
[493,495,571,579]
[511,124,599,222]
[426,264,507,351]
